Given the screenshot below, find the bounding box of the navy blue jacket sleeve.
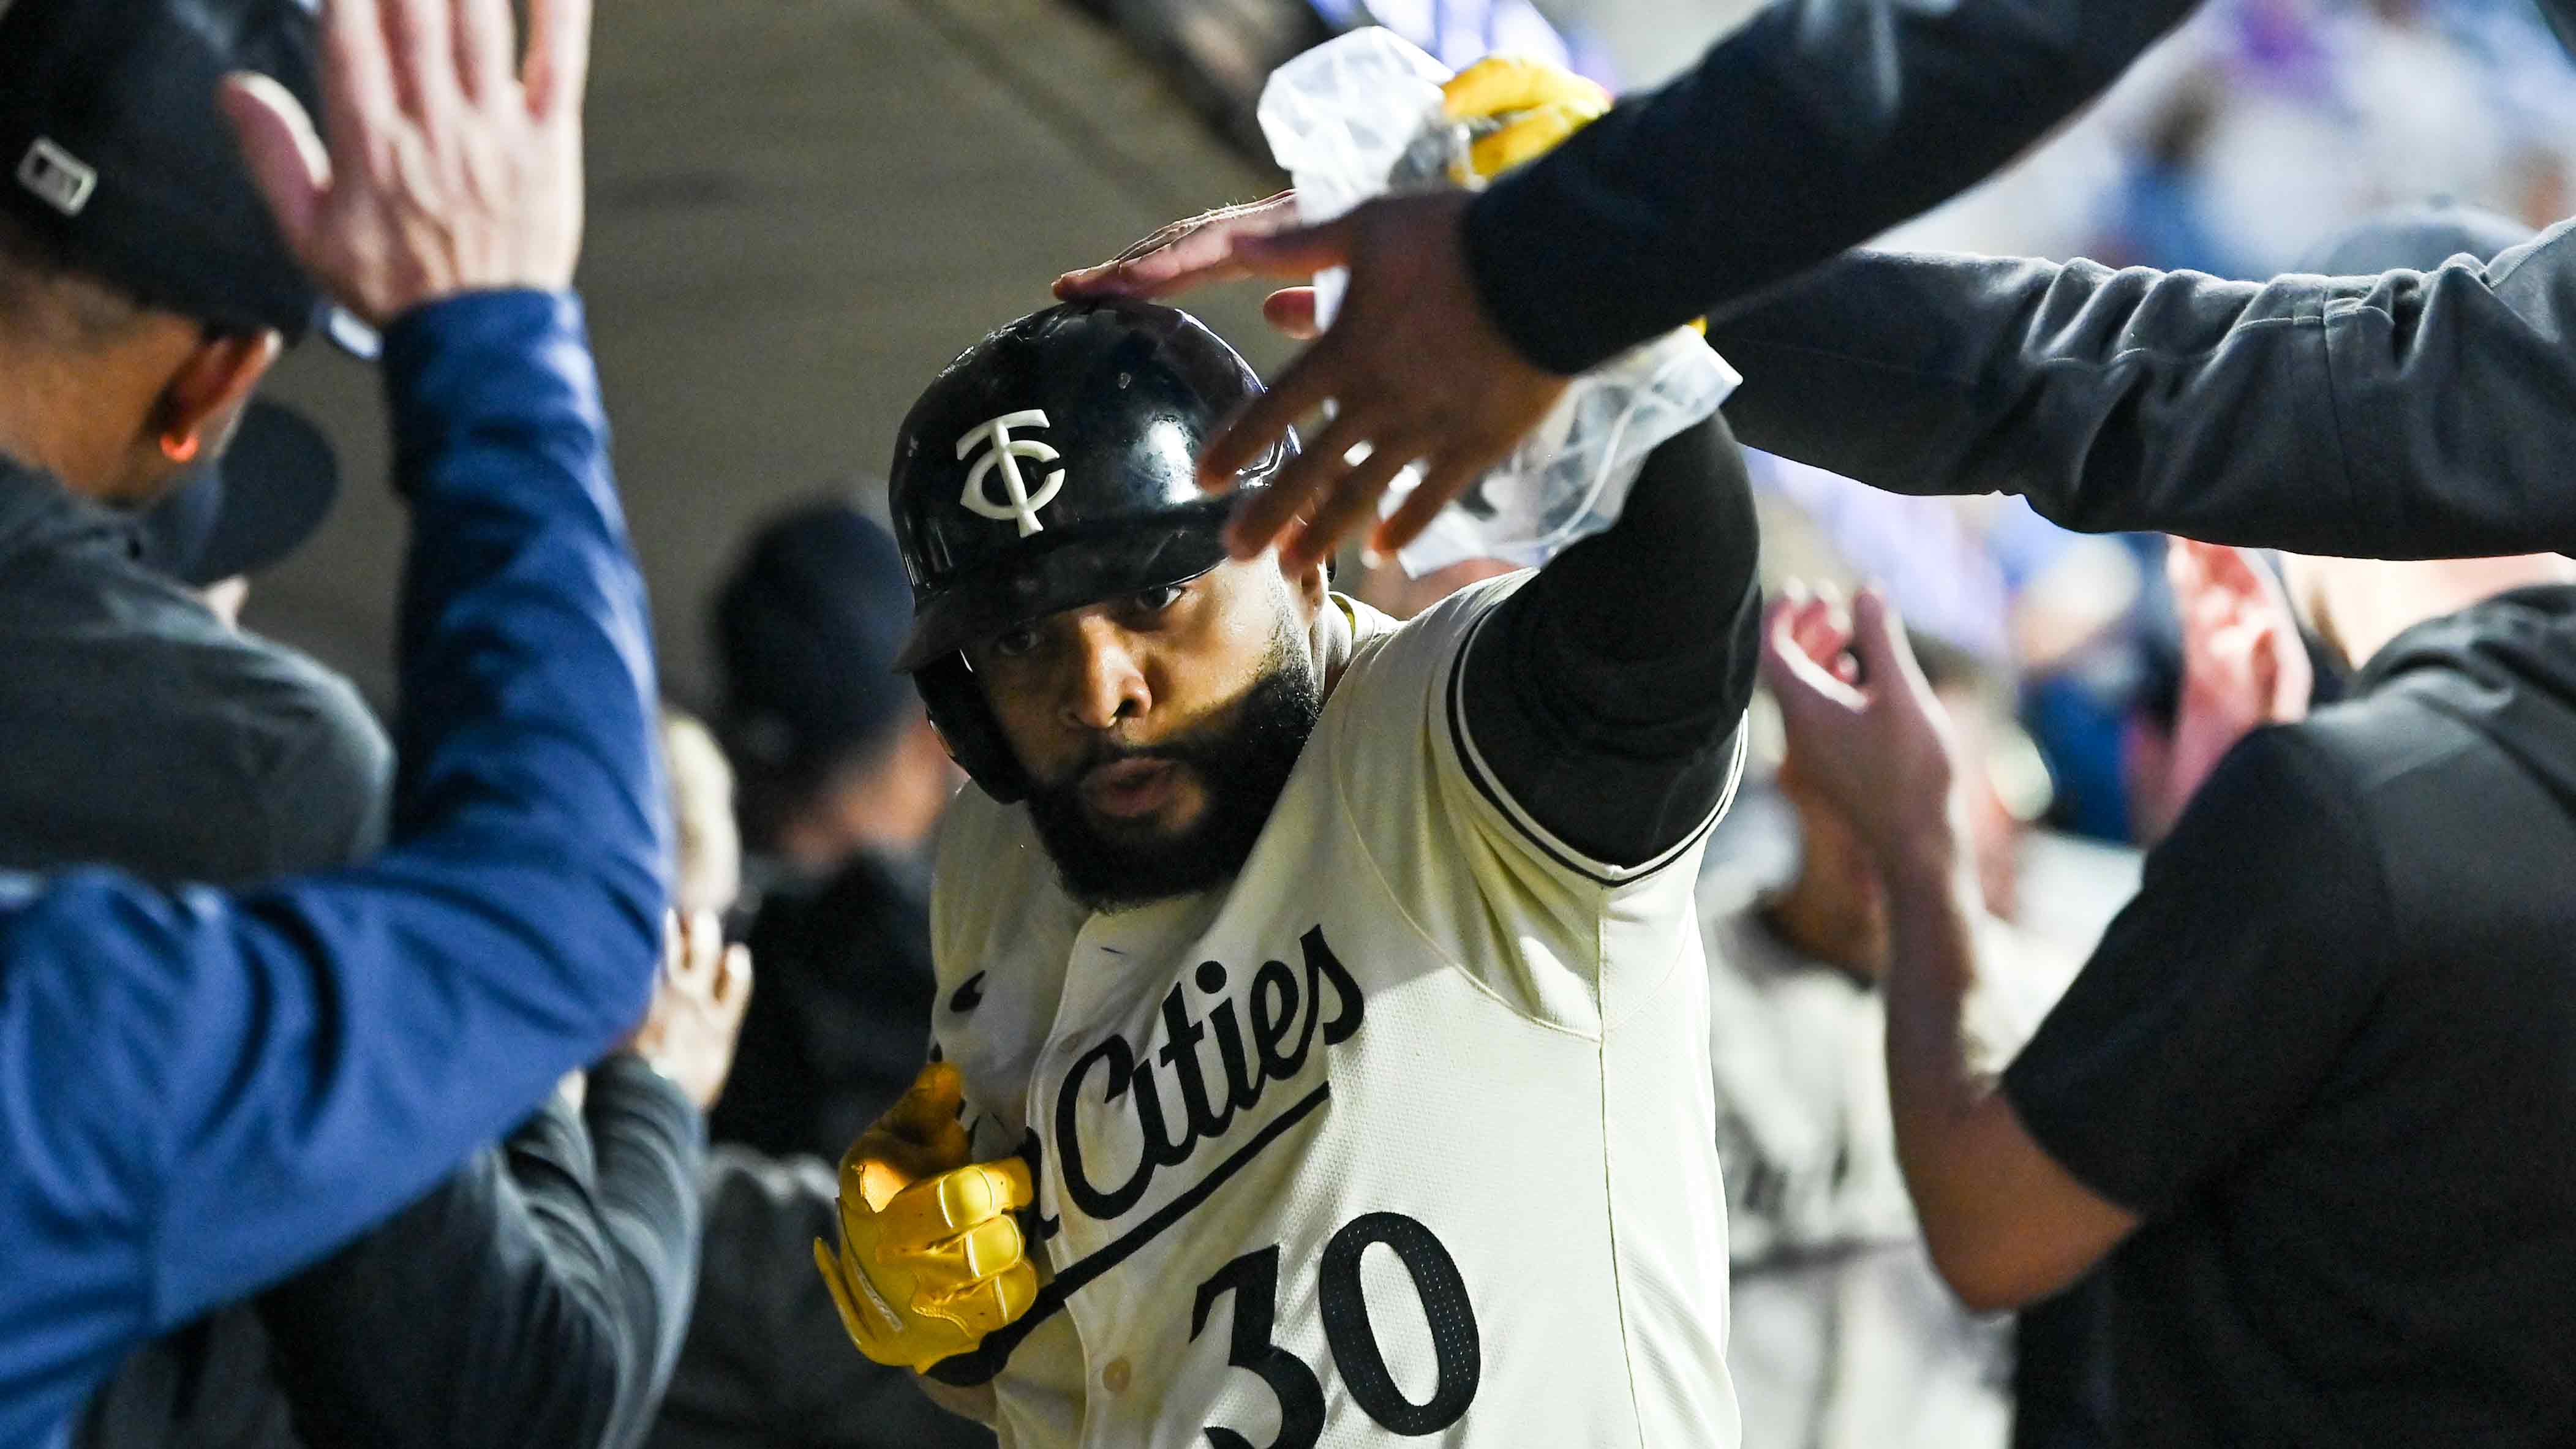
[1461,0,2202,374]
[0,290,668,1447]
[1708,225,2576,557]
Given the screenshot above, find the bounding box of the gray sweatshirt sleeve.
[1707,222,2576,557]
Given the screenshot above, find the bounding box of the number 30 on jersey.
[1189,1213,1481,1447]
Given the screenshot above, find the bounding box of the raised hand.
[1758,585,1970,876]
[217,0,592,326]
[622,910,753,1111]
[1196,189,1570,571]
[1052,191,1306,307]
[1055,54,1635,570]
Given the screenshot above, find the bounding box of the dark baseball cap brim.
[894,510,1235,672]
[139,399,339,585]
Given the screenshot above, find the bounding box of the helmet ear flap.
[914,654,1031,804]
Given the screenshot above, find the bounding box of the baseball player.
[810,281,1762,1448]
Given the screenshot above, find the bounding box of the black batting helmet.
[888,299,1295,801]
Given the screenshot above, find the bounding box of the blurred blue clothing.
[0,290,668,1447]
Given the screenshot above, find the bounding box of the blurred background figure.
[1868,0,2576,272]
[647,699,992,1449]
[665,707,747,920]
[1720,478,2144,1449]
[708,499,962,1164]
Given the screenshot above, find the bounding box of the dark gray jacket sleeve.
[1708,223,2576,557]
[1463,0,2204,373]
[257,1056,704,1449]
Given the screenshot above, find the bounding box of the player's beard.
[1023,625,1322,914]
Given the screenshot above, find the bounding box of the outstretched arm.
[1056,12,2211,567]
[254,916,745,1449]
[0,285,661,1449]
[1711,227,2576,557]
[0,0,669,1434]
[1467,0,2204,375]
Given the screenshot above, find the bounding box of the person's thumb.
[218,73,329,259]
[1261,287,1322,339]
[849,1062,971,1209]
[1850,588,1935,711]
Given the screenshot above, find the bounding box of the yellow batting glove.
[812,1063,1041,1373]
[1441,55,1611,182]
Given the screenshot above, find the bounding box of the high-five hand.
[1055,55,1629,570]
[218,0,592,326]
[623,910,753,1112]
[1758,585,1970,877]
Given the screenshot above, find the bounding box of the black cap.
[2295,203,2534,277]
[885,299,1293,672]
[715,500,919,784]
[136,399,340,585]
[0,0,325,339]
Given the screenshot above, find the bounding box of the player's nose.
[1061,616,1151,732]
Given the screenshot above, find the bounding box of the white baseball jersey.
[927,576,1745,1448]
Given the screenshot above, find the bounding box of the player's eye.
[989,624,1041,659]
[1132,582,1186,613]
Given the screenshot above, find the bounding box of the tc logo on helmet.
[956,410,1064,537]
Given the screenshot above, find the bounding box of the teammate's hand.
[218,0,592,326]
[620,910,751,1111]
[813,1061,1040,1372]
[1053,54,1636,570]
[1052,55,1606,305]
[1759,585,1972,879]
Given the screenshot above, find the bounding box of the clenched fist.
[813,1062,1039,1372]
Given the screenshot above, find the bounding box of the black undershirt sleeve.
[1455,410,1761,868]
